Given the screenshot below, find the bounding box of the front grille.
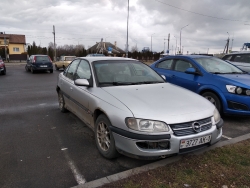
[169,117,212,136]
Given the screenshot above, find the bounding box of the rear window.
[36,56,50,62]
[65,57,75,61]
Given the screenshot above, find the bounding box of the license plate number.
[40,65,47,67]
[180,135,211,149]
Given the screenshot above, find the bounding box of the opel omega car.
[151,55,250,116]
[56,57,223,159]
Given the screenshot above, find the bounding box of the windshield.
[195,57,244,74]
[93,60,165,86]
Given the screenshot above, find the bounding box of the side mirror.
[185,67,197,74]
[74,79,90,87]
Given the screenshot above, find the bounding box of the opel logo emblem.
[192,122,201,133]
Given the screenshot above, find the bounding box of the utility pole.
[167,33,170,53]
[52,25,56,61]
[126,0,129,58]
[4,32,7,60]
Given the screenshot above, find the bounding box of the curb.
[72,133,250,188]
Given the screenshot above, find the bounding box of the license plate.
[40,65,47,67]
[180,135,211,149]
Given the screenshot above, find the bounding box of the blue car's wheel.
[202,92,221,112]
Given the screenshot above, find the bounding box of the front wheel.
[95,115,119,159]
[55,65,59,70]
[202,92,221,112]
[25,65,29,72]
[58,91,68,113]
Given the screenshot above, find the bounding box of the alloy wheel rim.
[205,96,216,106]
[97,122,110,151]
[58,94,63,109]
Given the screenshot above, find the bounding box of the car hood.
[101,83,214,124]
[217,74,250,87]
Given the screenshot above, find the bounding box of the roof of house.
[0,34,26,44]
[88,42,126,55]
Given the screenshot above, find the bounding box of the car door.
[171,58,201,92]
[60,59,81,113]
[231,54,250,72]
[152,58,175,83]
[70,59,93,126]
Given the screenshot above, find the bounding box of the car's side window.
[157,59,173,69]
[233,54,250,63]
[223,55,232,61]
[174,59,193,72]
[75,60,92,79]
[65,59,80,80]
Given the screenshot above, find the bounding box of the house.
[0,32,26,60]
[88,41,126,57]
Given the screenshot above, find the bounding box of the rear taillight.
[33,56,36,63]
[49,56,52,62]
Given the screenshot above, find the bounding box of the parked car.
[56,57,223,159]
[151,55,250,116]
[86,54,105,57]
[0,56,6,75]
[54,56,76,70]
[25,55,53,73]
[222,51,250,73]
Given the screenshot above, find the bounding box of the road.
[1,64,250,188]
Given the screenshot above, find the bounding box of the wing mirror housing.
[74,79,90,87]
[185,67,201,75]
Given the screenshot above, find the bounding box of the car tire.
[25,65,29,72]
[2,67,6,75]
[55,65,59,70]
[95,115,119,159]
[202,92,221,112]
[31,67,35,74]
[63,65,65,70]
[58,91,68,113]
[50,69,53,73]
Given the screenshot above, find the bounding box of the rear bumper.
[32,64,53,70]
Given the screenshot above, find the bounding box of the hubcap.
[97,122,110,151]
[204,96,216,106]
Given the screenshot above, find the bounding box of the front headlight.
[126,118,169,132]
[226,85,250,96]
[213,108,221,123]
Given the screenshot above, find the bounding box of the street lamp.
[126,0,129,58]
[180,24,189,54]
[151,33,155,52]
[173,35,177,55]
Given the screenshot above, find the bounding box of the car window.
[157,59,173,69]
[174,59,193,72]
[75,60,91,79]
[65,57,76,61]
[222,55,232,61]
[195,57,243,73]
[65,59,81,80]
[233,54,250,63]
[36,56,50,62]
[93,60,164,85]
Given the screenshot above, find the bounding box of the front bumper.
[223,92,250,115]
[111,119,223,159]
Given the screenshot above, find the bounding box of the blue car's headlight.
[226,85,250,96]
[126,118,169,132]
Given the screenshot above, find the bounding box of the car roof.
[76,57,136,63]
[162,55,214,59]
[224,51,250,55]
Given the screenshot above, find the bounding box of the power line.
[155,0,249,22]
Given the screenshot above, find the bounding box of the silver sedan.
[56,57,223,159]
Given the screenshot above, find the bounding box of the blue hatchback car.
[151,55,250,116]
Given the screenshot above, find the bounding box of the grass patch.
[100,139,250,188]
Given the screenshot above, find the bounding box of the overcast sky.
[1,0,250,54]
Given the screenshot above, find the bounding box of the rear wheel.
[58,91,68,113]
[202,92,221,112]
[95,115,119,159]
[31,67,35,74]
[50,69,53,73]
[63,65,66,70]
[55,65,59,70]
[2,67,6,75]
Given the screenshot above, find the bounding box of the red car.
[0,57,6,75]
